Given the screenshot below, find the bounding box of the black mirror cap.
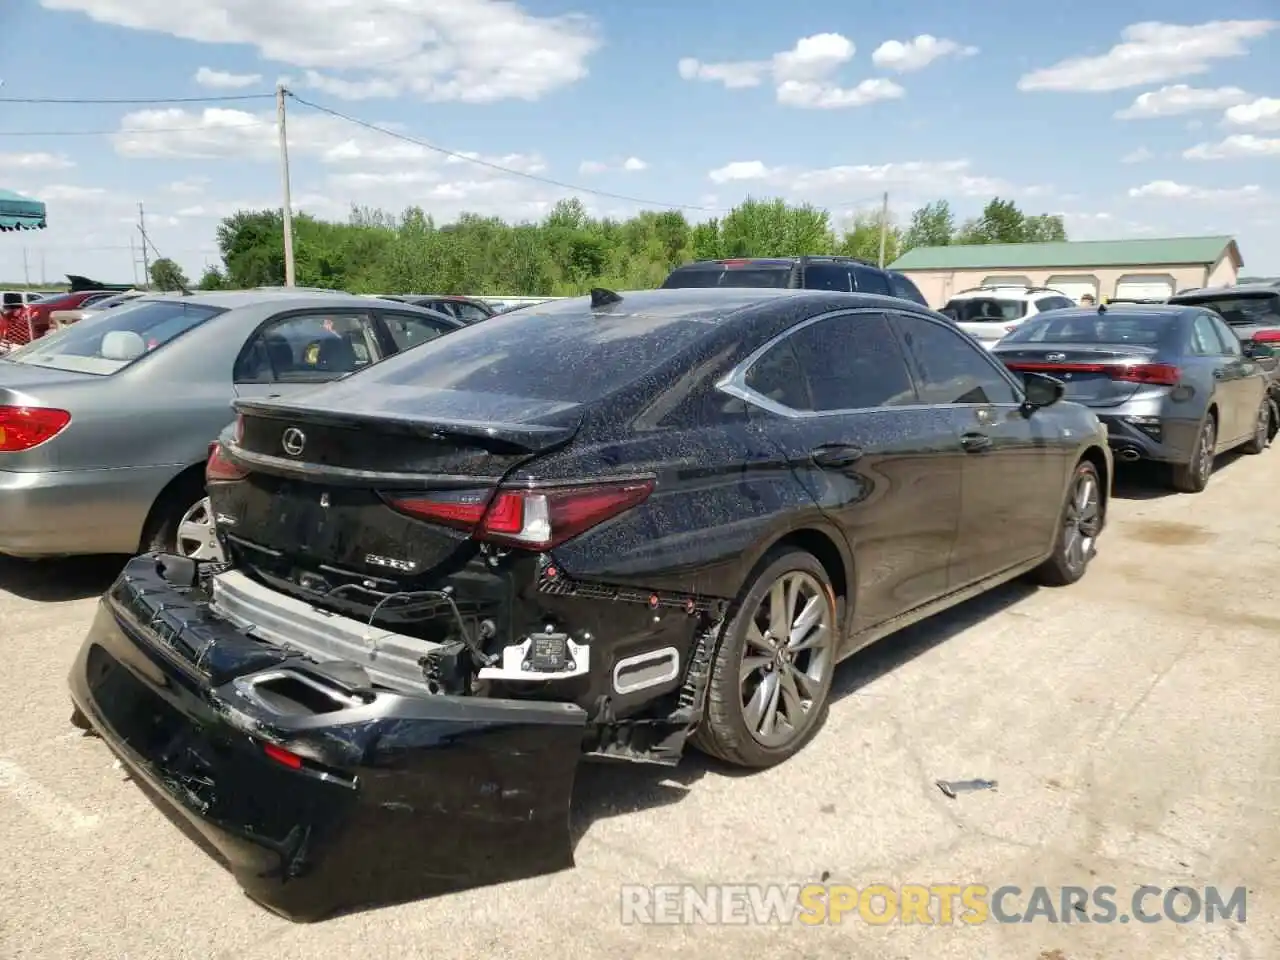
[1022,370,1066,410]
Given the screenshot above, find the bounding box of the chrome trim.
[233,669,366,713]
[612,647,680,695]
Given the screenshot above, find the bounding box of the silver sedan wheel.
[1196,418,1217,485]
[1061,470,1101,575]
[739,570,834,748]
[176,496,225,562]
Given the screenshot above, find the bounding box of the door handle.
[810,444,864,468]
[960,432,992,453]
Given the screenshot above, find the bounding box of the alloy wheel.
[739,570,834,748]
[1255,404,1270,448]
[176,496,225,562]
[1197,419,1217,484]
[1061,470,1102,574]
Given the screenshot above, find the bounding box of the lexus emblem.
[1045,353,1067,362]
[281,427,306,456]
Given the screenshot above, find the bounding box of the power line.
[287,92,727,214]
[0,120,270,137]
[0,94,273,105]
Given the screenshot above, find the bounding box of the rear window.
[662,265,792,289]
[1002,311,1175,346]
[5,300,222,375]
[945,298,1028,322]
[2,293,23,308]
[351,303,717,403]
[1174,294,1280,326]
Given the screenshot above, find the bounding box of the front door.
[890,310,1063,588]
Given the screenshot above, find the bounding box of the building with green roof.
[888,235,1241,307]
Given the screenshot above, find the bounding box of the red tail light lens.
[263,742,303,770]
[0,406,71,452]
[1251,330,1280,343]
[387,480,655,550]
[206,441,248,481]
[1003,361,1181,386]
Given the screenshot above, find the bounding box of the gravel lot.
[1,455,1277,960]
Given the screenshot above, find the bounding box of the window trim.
[717,307,922,419]
[232,306,383,385]
[885,308,1027,408]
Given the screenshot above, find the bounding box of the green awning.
[0,189,46,232]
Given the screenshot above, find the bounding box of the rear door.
[1206,311,1265,442]
[731,309,963,634]
[1189,311,1247,442]
[232,307,385,402]
[892,311,1063,587]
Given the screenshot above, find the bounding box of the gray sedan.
[0,290,464,559]
[992,303,1272,493]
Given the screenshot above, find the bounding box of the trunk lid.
[217,389,583,582]
[993,343,1164,406]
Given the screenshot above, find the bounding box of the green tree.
[1023,214,1067,242]
[837,212,901,264]
[197,266,227,290]
[902,201,955,251]
[149,257,190,291]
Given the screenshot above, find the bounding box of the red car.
[0,290,117,346]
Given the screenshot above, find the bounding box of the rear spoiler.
[232,398,581,455]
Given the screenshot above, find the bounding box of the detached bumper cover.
[68,554,587,921]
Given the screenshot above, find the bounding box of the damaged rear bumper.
[68,554,587,921]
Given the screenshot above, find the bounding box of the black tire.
[692,549,838,769]
[1169,413,1216,494]
[1034,460,1103,587]
[140,471,209,555]
[1241,399,1271,455]
[70,703,94,733]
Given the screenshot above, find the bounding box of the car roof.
[1173,282,1280,298]
[129,290,395,311]
[514,286,931,322]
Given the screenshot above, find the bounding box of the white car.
[939,286,1078,348]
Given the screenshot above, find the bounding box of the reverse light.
[206,441,248,482]
[387,479,655,550]
[0,405,71,452]
[1003,361,1181,386]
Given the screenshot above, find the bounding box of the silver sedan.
[0,290,464,559]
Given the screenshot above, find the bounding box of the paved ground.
[1,454,1277,960]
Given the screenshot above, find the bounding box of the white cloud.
[679,33,897,110]
[1018,20,1278,92]
[297,70,400,100]
[622,157,647,172]
[706,158,1045,200]
[1114,84,1252,119]
[871,35,977,72]
[578,160,607,175]
[166,177,209,194]
[0,152,75,170]
[1128,179,1264,201]
[42,0,600,104]
[578,157,647,174]
[1121,147,1153,163]
[707,160,779,184]
[1183,134,1280,160]
[1225,97,1280,131]
[193,66,263,89]
[776,78,904,110]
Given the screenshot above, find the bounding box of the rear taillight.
[1003,361,1181,386]
[263,742,303,769]
[0,406,71,452]
[1251,330,1280,343]
[387,480,655,550]
[206,441,248,481]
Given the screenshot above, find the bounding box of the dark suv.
[661,256,929,305]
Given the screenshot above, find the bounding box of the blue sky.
[2,0,1279,285]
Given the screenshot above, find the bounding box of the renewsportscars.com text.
[620,883,1248,926]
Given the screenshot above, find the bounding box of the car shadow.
[0,554,127,602]
[1112,449,1249,500]
[570,577,1038,837]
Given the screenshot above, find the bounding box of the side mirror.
[1021,371,1065,413]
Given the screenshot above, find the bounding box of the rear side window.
[1189,315,1221,355]
[2,293,22,308]
[5,300,222,375]
[378,310,457,352]
[888,273,926,304]
[746,313,917,411]
[353,303,717,403]
[662,266,792,289]
[894,314,1020,405]
[850,265,889,295]
[802,264,852,291]
[1035,297,1072,312]
[945,298,1028,323]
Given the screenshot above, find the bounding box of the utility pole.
[877,191,890,269]
[137,202,151,289]
[276,84,296,287]
[21,247,29,286]
[129,235,140,287]
[39,251,45,286]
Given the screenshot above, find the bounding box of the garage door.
[1114,274,1175,301]
[1046,275,1098,303]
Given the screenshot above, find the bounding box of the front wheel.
[1033,460,1102,587]
[693,549,838,768]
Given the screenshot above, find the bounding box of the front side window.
[235,310,382,383]
[5,299,222,375]
[744,312,917,412]
[894,313,1020,405]
[850,265,890,295]
[802,264,852,292]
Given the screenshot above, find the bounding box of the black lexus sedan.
[68,287,1111,920]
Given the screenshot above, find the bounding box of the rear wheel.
[693,549,837,768]
[1241,400,1271,455]
[1034,460,1102,586]
[1169,414,1216,493]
